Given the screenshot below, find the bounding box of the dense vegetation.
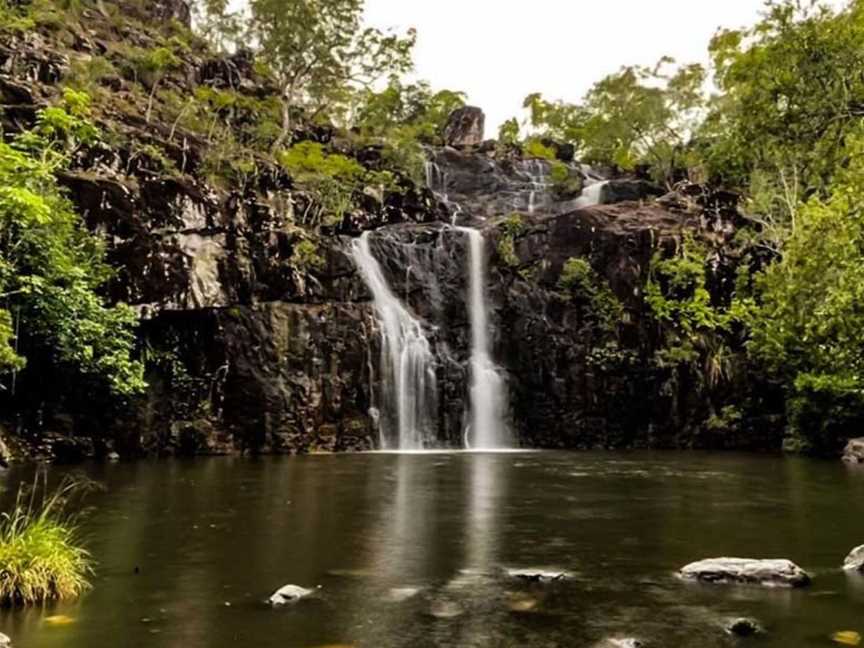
[2,0,864,454]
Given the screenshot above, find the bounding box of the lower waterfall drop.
[456,227,511,450]
[351,232,437,450]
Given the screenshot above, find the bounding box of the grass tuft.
[0,473,95,606]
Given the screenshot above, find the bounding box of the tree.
[522,59,706,185]
[246,0,416,149]
[746,129,864,454]
[0,90,145,396]
[701,0,864,199]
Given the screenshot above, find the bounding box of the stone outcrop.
[843,545,864,571]
[679,558,811,588]
[843,438,864,464]
[443,106,485,148]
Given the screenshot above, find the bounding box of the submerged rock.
[268,584,317,605]
[843,438,864,464]
[428,599,464,619]
[594,639,644,648]
[679,558,810,588]
[843,545,864,571]
[505,568,569,583]
[725,618,762,637]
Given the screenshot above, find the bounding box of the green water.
[1,451,864,647]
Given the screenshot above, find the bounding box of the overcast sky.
[363,0,847,137]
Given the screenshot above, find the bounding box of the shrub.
[524,138,556,160]
[0,474,95,606]
[497,213,527,267]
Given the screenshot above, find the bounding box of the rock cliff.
[0,0,773,460]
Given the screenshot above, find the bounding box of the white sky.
[363,0,847,137]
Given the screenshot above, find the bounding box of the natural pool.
[2,451,864,647]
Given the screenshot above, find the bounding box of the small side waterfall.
[456,227,510,450]
[574,178,609,208]
[351,232,438,450]
[521,159,550,214]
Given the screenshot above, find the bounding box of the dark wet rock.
[269,584,316,605]
[843,545,864,571]
[843,438,864,464]
[505,568,569,583]
[679,558,811,588]
[443,106,485,148]
[147,0,191,27]
[597,179,664,205]
[726,618,762,637]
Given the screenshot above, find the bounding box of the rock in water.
[843,545,864,571]
[726,618,762,637]
[269,584,316,605]
[593,639,644,648]
[843,438,864,464]
[833,631,863,646]
[679,558,810,588]
[0,632,10,647]
[443,107,485,148]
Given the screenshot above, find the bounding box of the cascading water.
[522,159,549,214]
[574,177,609,208]
[456,227,510,450]
[351,232,437,450]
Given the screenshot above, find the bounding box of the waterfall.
[456,227,510,450]
[522,159,549,214]
[351,232,437,450]
[574,178,609,208]
[425,160,463,224]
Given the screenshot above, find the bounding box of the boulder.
[843,438,864,464]
[443,106,485,148]
[599,179,665,205]
[679,558,810,588]
[843,545,864,572]
[0,631,10,647]
[726,618,762,637]
[268,584,317,605]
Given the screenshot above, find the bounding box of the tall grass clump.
[0,473,95,606]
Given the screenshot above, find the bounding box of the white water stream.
[351,232,437,450]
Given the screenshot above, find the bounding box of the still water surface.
[2,451,864,647]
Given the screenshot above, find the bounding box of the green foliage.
[496,213,526,267]
[524,59,705,184]
[523,138,556,161]
[0,94,145,395]
[247,0,416,146]
[352,77,465,181]
[0,0,36,32]
[558,257,623,333]
[701,0,864,199]
[292,238,324,270]
[498,118,520,147]
[646,234,744,387]
[0,473,94,606]
[278,141,369,225]
[747,130,864,452]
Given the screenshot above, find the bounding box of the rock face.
[843,545,864,571]
[679,558,811,588]
[843,438,864,463]
[0,0,770,458]
[443,106,485,148]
